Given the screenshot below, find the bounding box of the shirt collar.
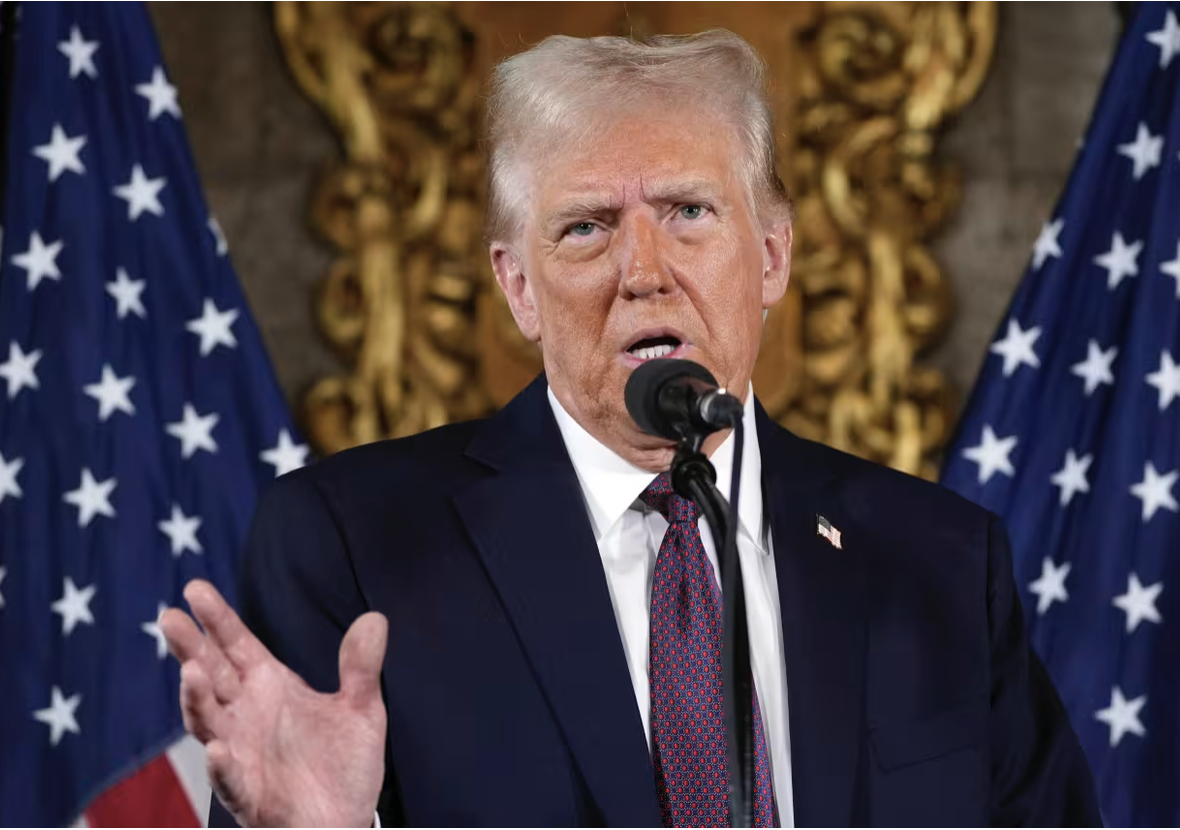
[547,384,768,555]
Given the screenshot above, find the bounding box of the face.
[490,107,792,471]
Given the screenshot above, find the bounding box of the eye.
[567,222,596,237]
[679,204,708,220]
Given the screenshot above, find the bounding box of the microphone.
[624,358,743,443]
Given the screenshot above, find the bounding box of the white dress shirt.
[548,387,795,827]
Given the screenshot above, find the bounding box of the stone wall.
[932,2,1120,398]
[149,1,1122,433]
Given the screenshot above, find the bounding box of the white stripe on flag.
[166,735,212,827]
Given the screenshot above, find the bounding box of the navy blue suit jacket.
[210,375,1100,827]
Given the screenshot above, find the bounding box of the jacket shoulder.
[268,417,486,513]
[777,428,995,549]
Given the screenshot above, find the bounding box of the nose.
[618,215,676,299]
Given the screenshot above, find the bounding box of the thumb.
[338,612,388,704]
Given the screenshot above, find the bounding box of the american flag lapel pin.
[816,514,842,550]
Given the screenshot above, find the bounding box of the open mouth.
[626,334,683,361]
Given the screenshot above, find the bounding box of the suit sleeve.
[985,512,1103,826]
[207,471,396,827]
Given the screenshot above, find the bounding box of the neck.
[623,428,733,473]
[548,379,745,474]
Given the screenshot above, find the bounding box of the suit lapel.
[453,378,661,827]
[757,406,869,827]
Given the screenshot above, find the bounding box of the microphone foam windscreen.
[624,358,718,439]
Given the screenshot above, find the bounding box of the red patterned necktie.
[642,472,778,827]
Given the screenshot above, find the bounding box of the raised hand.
[160,580,388,828]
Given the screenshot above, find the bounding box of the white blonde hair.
[483,29,790,244]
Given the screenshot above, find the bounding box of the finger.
[184,579,270,674]
[160,607,206,664]
[206,740,247,820]
[338,612,389,704]
[161,606,242,704]
[180,661,226,743]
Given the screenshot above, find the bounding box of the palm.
[162,580,389,828]
[222,659,386,827]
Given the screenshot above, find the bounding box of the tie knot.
[640,472,701,525]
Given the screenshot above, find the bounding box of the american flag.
[815,514,842,550]
[0,3,306,825]
[941,4,1180,825]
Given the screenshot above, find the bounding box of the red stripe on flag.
[85,753,200,827]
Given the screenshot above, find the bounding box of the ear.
[490,243,541,342]
[761,219,792,310]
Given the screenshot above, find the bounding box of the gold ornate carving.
[275,1,996,479]
[275,2,492,451]
[781,1,997,478]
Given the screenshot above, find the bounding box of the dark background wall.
[148,1,1122,417]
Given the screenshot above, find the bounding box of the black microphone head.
[625,358,719,440]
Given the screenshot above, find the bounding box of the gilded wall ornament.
[785,1,997,478]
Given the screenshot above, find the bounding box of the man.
[161,30,1101,827]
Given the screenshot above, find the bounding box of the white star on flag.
[1095,686,1147,748]
[185,299,239,356]
[32,124,87,183]
[961,424,1018,485]
[157,504,203,557]
[0,341,43,400]
[1094,231,1143,290]
[134,66,181,121]
[33,687,82,747]
[83,364,136,422]
[11,230,64,292]
[1130,461,1179,522]
[1162,241,1180,299]
[62,468,117,528]
[112,164,166,221]
[1113,573,1163,634]
[208,216,228,256]
[1146,350,1180,411]
[166,403,220,459]
[1147,9,1180,68]
[141,603,169,659]
[0,451,19,505]
[1050,449,1092,507]
[1070,340,1118,396]
[1028,556,1072,615]
[1031,218,1065,270]
[105,267,147,319]
[0,565,7,610]
[1116,122,1163,180]
[989,319,1042,377]
[57,25,99,79]
[260,429,310,477]
[51,577,97,636]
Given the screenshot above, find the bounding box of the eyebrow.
[540,179,725,232]
[541,196,621,232]
[644,178,724,205]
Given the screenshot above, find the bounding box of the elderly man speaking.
[161,30,1100,828]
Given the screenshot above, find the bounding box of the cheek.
[689,242,764,321]
[678,237,765,373]
[533,263,618,353]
